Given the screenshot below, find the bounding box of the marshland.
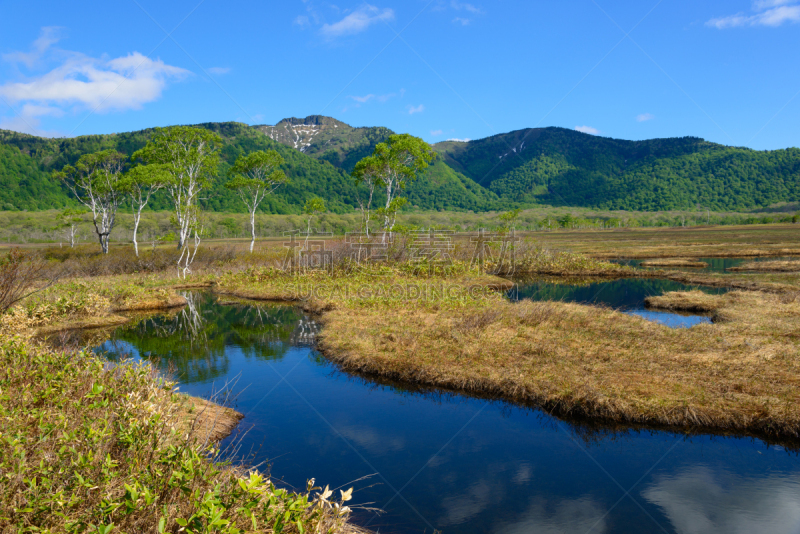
[5,1,800,530]
[2,221,799,533]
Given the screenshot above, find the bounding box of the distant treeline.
[2,207,796,245]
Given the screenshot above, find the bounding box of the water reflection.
[492,497,608,534]
[510,277,724,328]
[626,310,711,328]
[94,293,306,384]
[93,293,800,534]
[642,468,800,534]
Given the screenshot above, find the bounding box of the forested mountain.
[434,127,800,211]
[0,121,498,213]
[0,118,797,213]
[256,115,500,211]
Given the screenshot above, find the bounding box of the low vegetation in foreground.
[0,336,364,534]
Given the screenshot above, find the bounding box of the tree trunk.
[132,211,141,257]
[99,234,109,254]
[249,209,256,253]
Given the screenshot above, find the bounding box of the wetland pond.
[92,291,800,534]
[510,277,727,328]
[612,256,798,273]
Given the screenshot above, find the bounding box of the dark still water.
[612,256,798,273]
[94,293,800,534]
[510,277,727,328]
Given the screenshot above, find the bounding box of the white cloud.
[320,4,394,38]
[446,137,470,142]
[294,15,311,27]
[575,125,600,135]
[707,2,800,28]
[407,104,425,115]
[207,67,231,75]
[451,1,482,14]
[636,113,655,122]
[753,0,794,9]
[0,52,189,113]
[453,17,471,25]
[2,27,63,68]
[351,94,375,103]
[431,129,443,136]
[348,91,401,106]
[0,32,189,136]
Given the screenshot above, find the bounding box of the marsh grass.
[728,260,800,273]
[0,336,366,533]
[316,291,800,440]
[0,279,190,335]
[639,259,708,268]
[531,224,800,259]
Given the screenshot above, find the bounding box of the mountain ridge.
[0,116,798,213]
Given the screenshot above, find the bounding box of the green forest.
[435,127,800,211]
[0,119,798,214]
[0,122,499,214]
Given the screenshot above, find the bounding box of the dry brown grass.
[640,259,708,268]
[33,314,131,335]
[112,292,188,312]
[530,224,800,259]
[728,260,800,273]
[316,291,800,440]
[177,395,244,443]
[645,290,725,313]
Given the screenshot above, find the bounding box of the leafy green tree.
[53,150,127,253]
[498,208,522,232]
[133,126,221,276]
[351,134,436,234]
[54,208,86,247]
[558,214,574,228]
[225,150,287,252]
[122,164,171,256]
[302,197,326,247]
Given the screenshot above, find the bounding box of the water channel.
[92,291,800,533]
[511,277,727,328]
[611,256,798,273]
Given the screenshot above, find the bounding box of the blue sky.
[0,0,798,149]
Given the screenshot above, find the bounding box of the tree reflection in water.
[98,292,309,385]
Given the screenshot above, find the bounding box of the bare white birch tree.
[54,150,127,254]
[133,126,221,277]
[122,164,170,256]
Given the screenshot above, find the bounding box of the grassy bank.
[0,279,190,336]
[728,259,800,273]
[313,289,800,441]
[0,336,364,533]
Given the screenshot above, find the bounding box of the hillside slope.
[0,122,499,213]
[255,115,501,210]
[434,127,800,210]
[1,119,798,213]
